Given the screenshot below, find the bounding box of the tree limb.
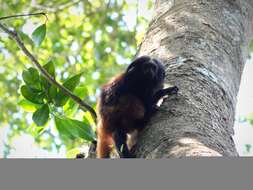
[0,22,97,123]
[0,12,48,21]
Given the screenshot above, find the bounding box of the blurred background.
[0,0,252,158]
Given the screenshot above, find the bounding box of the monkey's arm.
[137,86,179,128]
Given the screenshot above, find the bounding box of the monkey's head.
[125,56,165,93]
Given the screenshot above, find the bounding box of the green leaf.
[44,61,55,77]
[41,61,57,101]
[54,116,96,142]
[83,111,95,126]
[55,73,83,106]
[20,85,44,104]
[22,67,41,91]
[49,85,57,100]
[32,104,50,126]
[64,87,88,115]
[32,24,46,47]
[43,60,55,79]
[18,99,41,112]
[19,31,33,44]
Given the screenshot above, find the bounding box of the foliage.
[0,0,152,157]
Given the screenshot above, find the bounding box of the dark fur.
[96,56,178,158]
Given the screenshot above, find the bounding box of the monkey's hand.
[163,86,179,95]
[153,85,178,104]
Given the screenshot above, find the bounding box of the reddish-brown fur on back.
[97,74,145,158]
[96,73,145,158]
[98,73,145,130]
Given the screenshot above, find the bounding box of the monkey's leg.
[97,128,112,158]
[113,129,132,158]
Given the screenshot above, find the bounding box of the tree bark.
[134,0,253,158]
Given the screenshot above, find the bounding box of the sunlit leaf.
[20,85,44,104]
[83,111,96,127]
[49,85,57,100]
[19,31,33,44]
[32,104,50,126]
[54,116,96,141]
[18,99,41,112]
[40,61,57,102]
[55,73,83,106]
[43,60,55,78]
[41,60,55,88]
[64,87,88,115]
[22,67,41,91]
[32,24,46,47]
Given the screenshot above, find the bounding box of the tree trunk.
[134,0,253,158]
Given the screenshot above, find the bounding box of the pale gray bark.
[134,0,253,157]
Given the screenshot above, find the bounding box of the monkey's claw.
[170,86,179,94]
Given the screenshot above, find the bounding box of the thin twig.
[0,23,97,122]
[0,12,48,22]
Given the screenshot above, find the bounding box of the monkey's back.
[97,74,145,133]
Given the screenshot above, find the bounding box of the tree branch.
[0,23,97,123]
[0,12,48,21]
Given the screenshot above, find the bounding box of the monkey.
[96,56,178,158]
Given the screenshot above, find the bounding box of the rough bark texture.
[134,0,253,158]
